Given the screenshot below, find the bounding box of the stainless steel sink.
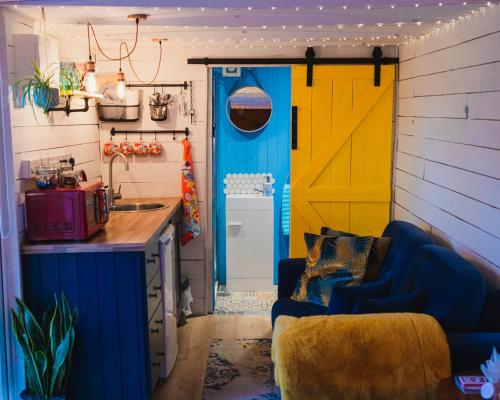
[111,203,167,212]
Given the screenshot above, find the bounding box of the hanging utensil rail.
[126,81,189,89]
[110,127,189,136]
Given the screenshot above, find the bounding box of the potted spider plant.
[11,293,78,400]
[13,62,66,113]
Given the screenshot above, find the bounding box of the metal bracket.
[47,96,90,116]
[373,47,383,87]
[305,47,316,87]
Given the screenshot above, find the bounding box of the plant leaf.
[49,296,62,360]
[32,61,42,79]
[23,304,47,354]
[61,292,71,334]
[49,328,74,397]
[34,350,49,394]
[11,308,45,397]
[54,326,74,395]
[42,309,51,351]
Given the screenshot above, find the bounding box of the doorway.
[211,67,291,314]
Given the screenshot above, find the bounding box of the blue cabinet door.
[22,251,150,400]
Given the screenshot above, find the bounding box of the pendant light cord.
[87,18,140,61]
[123,40,163,84]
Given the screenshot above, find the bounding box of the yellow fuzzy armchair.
[272,313,451,400]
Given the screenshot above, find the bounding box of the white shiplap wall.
[395,5,500,287]
[5,9,102,238]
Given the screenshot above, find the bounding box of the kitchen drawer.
[148,303,165,391]
[145,241,160,286]
[146,269,162,324]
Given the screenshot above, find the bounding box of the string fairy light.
[23,0,499,51]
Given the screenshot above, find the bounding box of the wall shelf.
[47,91,103,116]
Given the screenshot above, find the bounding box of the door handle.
[228,222,242,227]
[292,106,298,150]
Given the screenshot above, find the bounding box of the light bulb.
[116,70,126,100]
[117,80,126,100]
[86,72,97,94]
[85,60,97,94]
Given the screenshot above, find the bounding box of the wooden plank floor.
[153,315,273,400]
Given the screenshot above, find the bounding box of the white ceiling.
[5,1,497,49]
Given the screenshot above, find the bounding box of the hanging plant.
[13,62,73,114]
[11,292,78,400]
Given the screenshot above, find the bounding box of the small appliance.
[159,224,179,379]
[25,181,108,241]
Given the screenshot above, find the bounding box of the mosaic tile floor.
[213,286,277,316]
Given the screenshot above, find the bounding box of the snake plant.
[11,293,78,400]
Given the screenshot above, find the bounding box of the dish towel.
[281,177,290,236]
[181,138,201,245]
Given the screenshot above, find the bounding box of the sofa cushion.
[327,276,392,315]
[303,233,374,277]
[291,234,374,306]
[271,298,327,327]
[321,226,392,283]
[277,258,307,298]
[272,313,451,400]
[291,271,353,307]
[380,221,434,291]
[352,291,426,314]
[399,245,485,332]
[476,290,500,332]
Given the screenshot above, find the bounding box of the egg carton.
[223,173,275,195]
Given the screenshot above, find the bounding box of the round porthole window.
[226,86,273,133]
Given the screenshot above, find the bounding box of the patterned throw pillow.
[321,227,392,283]
[291,234,374,307]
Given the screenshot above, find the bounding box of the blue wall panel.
[214,67,291,285]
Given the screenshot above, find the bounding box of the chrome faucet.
[108,152,129,209]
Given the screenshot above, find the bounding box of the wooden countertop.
[21,197,182,255]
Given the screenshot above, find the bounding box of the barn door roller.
[304,46,384,87]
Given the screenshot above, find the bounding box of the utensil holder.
[150,104,168,121]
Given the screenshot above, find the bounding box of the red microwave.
[25,181,109,241]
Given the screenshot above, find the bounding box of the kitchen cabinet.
[21,198,182,400]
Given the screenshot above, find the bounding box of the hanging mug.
[133,141,149,156]
[119,141,134,156]
[148,141,163,156]
[103,142,119,156]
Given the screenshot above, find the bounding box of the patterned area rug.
[202,338,280,400]
[213,286,277,316]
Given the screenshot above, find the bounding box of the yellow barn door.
[290,65,395,257]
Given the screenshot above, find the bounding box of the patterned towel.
[181,138,201,245]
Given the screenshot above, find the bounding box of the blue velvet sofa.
[272,220,500,372]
